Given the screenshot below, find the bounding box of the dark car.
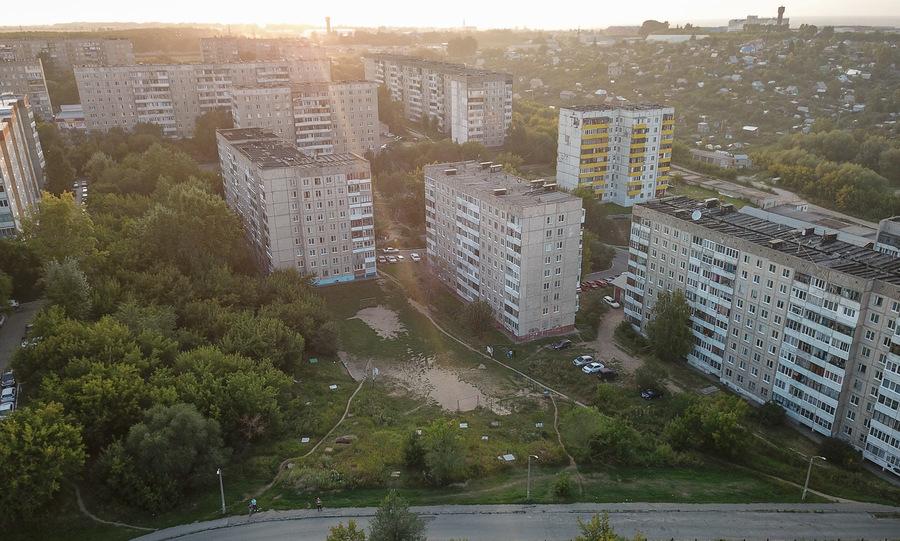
[0,371,14,388]
[641,389,663,400]
[550,339,572,350]
[597,367,618,381]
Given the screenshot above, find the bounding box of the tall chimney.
[777,6,785,25]
[325,16,332,34]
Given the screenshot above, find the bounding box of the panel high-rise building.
[0,61,53,119]
[75,59,332,137]
[363,54,512,147]
[200,37,327,63]
[217,128,376,284]
[623,196,900,477]
[556,104,674,207]
[230,80,379,156]
[0,94,45,237]
[0,38,134,68]
[425,161,584,339]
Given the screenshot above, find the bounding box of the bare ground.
[348,306,406,340]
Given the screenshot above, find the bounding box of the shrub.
[402,430,426,470]
[818,437,862,470]
[755,401,786,427]
[614,320,647,352]
[553,471,573,499]
[633,364,667,392]
[665,395,749,458]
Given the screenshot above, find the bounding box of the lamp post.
[801,456,826,501]
[526,455,539,502]
[217,467,226,515]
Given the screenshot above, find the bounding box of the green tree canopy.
[645,290,693,363]
[368,490,427,541]
[42,257,92,319]
[422,419,467,485]
[22,191,97,263]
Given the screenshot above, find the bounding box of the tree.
[0,272,11,312]
[665,395,748,457]
[368,490,426,541]
[461,300,494,338]
[0,402,86,519]
[422,420,467,485]
[191,109,233,161]
[42,257,92,319]
[403,430,426,470]
[0,238,42,301]
[645,290,692,363]
[572,513,618,541]
[879,148,900,185]
[22,191,97,263]
[633,364,667,393]
[219,311,305,372]
[447,36,478,58]
[43,145,76,195]
[639,20,669,37]
[328,520,367,541]
[96,403,229,512]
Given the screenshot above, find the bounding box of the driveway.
[0,300,43,373]
[584,246,628,282]
[585,309,643,375]
[133,502,900,541]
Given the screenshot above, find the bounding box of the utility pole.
[217,467,226,514]
[801,456,826,501]
[526,455,539,501]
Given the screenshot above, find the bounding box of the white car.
[0,386,15,404]
[387,256,398,263]
[582,362,606,374]
[396,254,405,261]
[0,402,13,419]
[410,253,421,262]
[572,355,593,367]
[603,295,621,309]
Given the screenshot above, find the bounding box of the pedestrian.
[316,496,323,511]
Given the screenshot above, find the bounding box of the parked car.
[0,402,13,419]
[410,253,421,262]
[593,280,608,288]
[387,256,398,263]
[1,371,14,388]
[550,339,572,350]
[396,254,405,261]
[378,256,387,263]
[0,313,5,328]
[582,362,606,374]
[0,386,16,404]
[9,299,20,310]
[596,367,618,381]
[383,247,399,254]
[641,389,663,400]
[572,355,594,367]
[576,287,582,294]
[580,282,594,290]
[603,295,621,308]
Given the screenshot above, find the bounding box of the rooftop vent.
[479,161,493,170]
[489,164,503,173]
[703,197,720,209]
[721,203,736,214]
[543,183,558,191]
[769,238,785,249]
[822,232,837,243]
[493,188,507,196]
[444,168,457,176]
[801,227,814,236]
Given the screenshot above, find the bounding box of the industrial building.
[0,94,45,237]
[216,128,376,284]
[230,80,379,156]
[556,104,674,207]
[75,59,332,137]
[623,196,900,477]
[425,161,584,339]
[0,61,53,119]
[363,54,512,147]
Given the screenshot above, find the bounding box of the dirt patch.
[349,305,406,340]
[586,310,644,375]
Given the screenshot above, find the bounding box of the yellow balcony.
[628,170,643,177]
[627,179,643,186]
[661,129,674,136]
[627,188,642,197]
[581,132,608,140]
[580,142,607,150]
[656,184,670,191]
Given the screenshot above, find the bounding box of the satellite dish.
[691,210,702,221]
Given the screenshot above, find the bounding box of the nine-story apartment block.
[0,94,45,237]
[624,196,900,478]
[217,128,376,285]
[0,61,53,119]
[556,104,674,207]
[425,161,583,340]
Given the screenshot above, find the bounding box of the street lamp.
[526,455,539,502]
[217,467,226,515]
[801,456,826,501]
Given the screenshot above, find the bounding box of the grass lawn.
[670,182,753,208]
[599,202,633,215]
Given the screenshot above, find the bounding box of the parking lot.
[0,300,43,418]
[377,246,425,265]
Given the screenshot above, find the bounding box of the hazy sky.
[5,0,899,28]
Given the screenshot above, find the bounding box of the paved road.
[585,246,629,282]
[0,300,43,373]
[134,503,900,541]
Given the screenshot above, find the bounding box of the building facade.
[217,128,376,284]
[363,54,512,147]
[727,15,790,32]
[0,61,53,119]
[689,148,752,169]
[624,196,900,477]
[0,38,134,68]
[231,80,379,156]
[425,161,584,339]
[75,59,332,137]
[201,37,326,63]
[876,217,900,257]
[0,95,45,237]
[556,105,674,206]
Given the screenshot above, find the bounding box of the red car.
[581,282,595,289]
[594,280,609,288]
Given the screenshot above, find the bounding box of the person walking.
[315,496,323,512]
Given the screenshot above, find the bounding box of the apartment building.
[217,128,376,284]
[875,217,900,257]
[0,95,45,237]
[363,54,512,147]
[425,161,584,340]
[75,59,332,137]
[201,37,327,63]
[556,104,674,207]
[0,38,134,68]
[231,80,379,155]
[0,61,53,119]
[623,196,900,477]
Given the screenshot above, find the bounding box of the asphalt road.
[0,300,43,373]
[585,246,629,282]
[134,503,900,541]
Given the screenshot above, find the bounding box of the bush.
[755,401,786,427]
[633,364,667,392]
[403,430,426,470]
[613,320,647,352]
[553,471,573,499]
[587,416,645,465]
[665,395,749,458]
[818,437,862,470]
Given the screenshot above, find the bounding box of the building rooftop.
[363,53,510,78]
[425,161,581,208]
[640,196,900,286]
[562,103,673,112]
[218,128,367,170]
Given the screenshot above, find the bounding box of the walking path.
[74,486,154,532]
